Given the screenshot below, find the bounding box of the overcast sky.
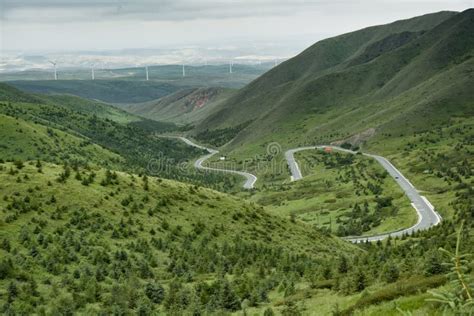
[1,0,473,55]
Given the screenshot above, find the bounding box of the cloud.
[1,0,471,54]
[1,0,336,23]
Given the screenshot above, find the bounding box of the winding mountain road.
[170,136,440,242]
[176,137,257,189]
[285,146,442,242]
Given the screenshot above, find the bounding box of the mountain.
[0,111,124,168]
[194,10,473,154]
[0,83,246,191]
[123,87,234,124]
[7,80,184,104]
[183,11,474,314]
[1,11,473,316]
[0,82,359,315]
[36,94,142,124]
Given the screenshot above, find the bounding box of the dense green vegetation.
[0,83,241,191]
[2,159,470,314]
[196,121,253,147]
[0,161,352,314]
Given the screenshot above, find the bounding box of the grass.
[340,275,446,315]
[0,113,124,168]
[240,149,417,237]
[353,292,443,316]
[236,275,448,316]
[242,285,359,315]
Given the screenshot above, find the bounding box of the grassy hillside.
[1,161,472,315]
[243,150,417,237]
[0,83,40,104]
[0,83,244,191]
[124,87,234,125]
[0,113,124,169]
[177,12,474,313]
[0,160,354,314]
[38,94,141,124]
[194,10,473,155]
[1,11,473,314]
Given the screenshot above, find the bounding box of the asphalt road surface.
[285,146,442,242]
[177,137,257,189]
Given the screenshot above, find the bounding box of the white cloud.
[1,0,472,57]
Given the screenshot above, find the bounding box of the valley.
[0,7,473,316]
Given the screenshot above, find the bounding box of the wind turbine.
[229,60,233,74]
[182,64,186,77]
[49,61,57,80]
[91,65,95,80]
[145,66,149,81]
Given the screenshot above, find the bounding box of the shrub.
[340,275,447,315]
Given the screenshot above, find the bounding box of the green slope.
[0,84,244,191]
[194,10,473,154]
[0,113,124,168]
[39,94,142,124]
[0,82,41,103]
[124,87,235,124]
[0,160,354,314]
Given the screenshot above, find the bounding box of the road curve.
[176,137,257,189]
[285,146,442,243]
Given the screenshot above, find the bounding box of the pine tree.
[0,258,14,279]
[383,263,400,283]
[354,270,367,292]
[338,256,349,274]
[218,278,240,311]
[264,307,275,316]
[1,238,11,252]
[7,281,18,303]
[145,281,165,304]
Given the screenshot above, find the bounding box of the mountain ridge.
[193,10,473,154]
